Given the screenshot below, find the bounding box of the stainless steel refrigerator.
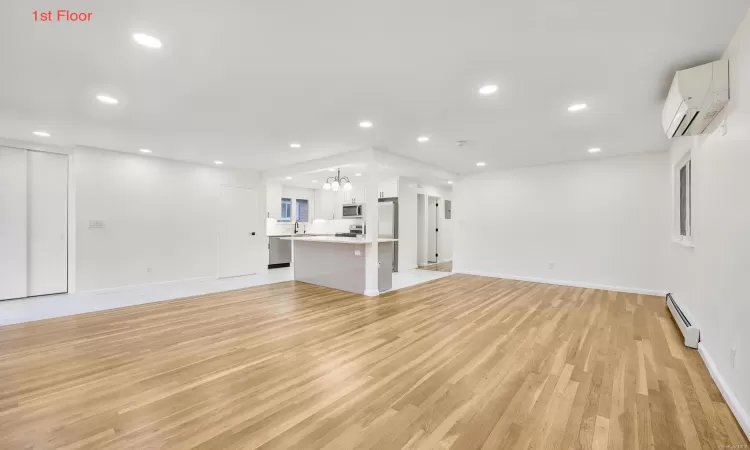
[378,197,398,272]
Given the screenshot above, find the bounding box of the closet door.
[0,147,28,300]
[27,150,68,296]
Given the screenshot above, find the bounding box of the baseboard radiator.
[665,293,700,349]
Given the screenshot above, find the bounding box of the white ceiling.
[1,0,747,173]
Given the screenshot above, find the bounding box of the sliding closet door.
[0,147,28,300]
[27,150,68,296]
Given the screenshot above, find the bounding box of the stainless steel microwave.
[342,203,364,218]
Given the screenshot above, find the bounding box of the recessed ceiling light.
[312,180,318,183]
[476,162,487,167]
[417,136,429,143]
[33,130,50,137]
[355,173,362,176]
[133,33,162,49]
[478,85,498,95]
[448,181,453,184]
[290,143,301,148]
[588,147,601,153]
[359,121,373,128]
[568,103,587,112]
[96,94,119,105]
[214,160,223,165]
[139,148,152,153]
[285,176,292,180]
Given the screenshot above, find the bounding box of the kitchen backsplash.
[267,218,363,236]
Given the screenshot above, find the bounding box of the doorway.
[427,196,439,263]
[218,185,259,278]
[417,194,426,265]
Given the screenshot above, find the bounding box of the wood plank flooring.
[417,262,453,272]
[0,275,746,449]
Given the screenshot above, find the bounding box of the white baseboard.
[454,269,667,296]
[80,276,219,295]
[698,344,750,439]
[363,289,380,297]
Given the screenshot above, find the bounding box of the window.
[280,198,291,222]
[675,155,692,244]
[296,199,309,223]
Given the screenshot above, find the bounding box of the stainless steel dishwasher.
[268,236,292,268]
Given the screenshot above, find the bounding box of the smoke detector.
[455,140,468,147]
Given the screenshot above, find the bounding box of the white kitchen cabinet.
[344,183,365,205]
[314,189,338,220]
[375,178,398,199]
[266,183,283,219]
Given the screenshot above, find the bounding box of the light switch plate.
[354,249,361,256]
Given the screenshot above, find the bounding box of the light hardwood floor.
[0,275,746,449]
[417,262,453,272]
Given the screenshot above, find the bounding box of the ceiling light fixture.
[359,120,373,128]
[96,94,119,105]
[139,148,152,153]
[417,136,429,143]
[133,33,162,49]
[588,147,601,153]
[476,162,487,167]
[312,180,318,183]
[285,176,292,180]
[33,130,51,137]
[322,168,352,192]
[448,181,453,184]
[214,160,223,165]
[478,84,498,95]
[290,143,301,148]
[355,173,362,176]
[567,103,587,112]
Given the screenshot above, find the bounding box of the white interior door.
[427,196,438,263]
[0,147,28,300]
[218,185,259,278]
[27,150,68,296]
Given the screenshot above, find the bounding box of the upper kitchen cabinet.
[378,178,398,199]
[343,183,365,205]
[266,182,283,219]
[314,189,337,220]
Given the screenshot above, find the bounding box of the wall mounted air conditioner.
[662,60,729,138]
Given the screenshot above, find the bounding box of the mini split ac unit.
[662,60,729,138]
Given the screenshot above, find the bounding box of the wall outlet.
[354,249,361,256]
[548,261,555,270]
[731,348,736,368]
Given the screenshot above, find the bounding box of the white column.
[364,167,380,296]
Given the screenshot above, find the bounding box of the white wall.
[398,181,418,270]
[454,152,671,294]
[667,9,750,435]
[74,147,265,291]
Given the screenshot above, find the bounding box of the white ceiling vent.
[662,60,729,138]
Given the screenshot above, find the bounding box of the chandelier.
[323,169,352,192]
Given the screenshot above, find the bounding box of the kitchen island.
[280,236,397,295]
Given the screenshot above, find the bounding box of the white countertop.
[280,236,398,244]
